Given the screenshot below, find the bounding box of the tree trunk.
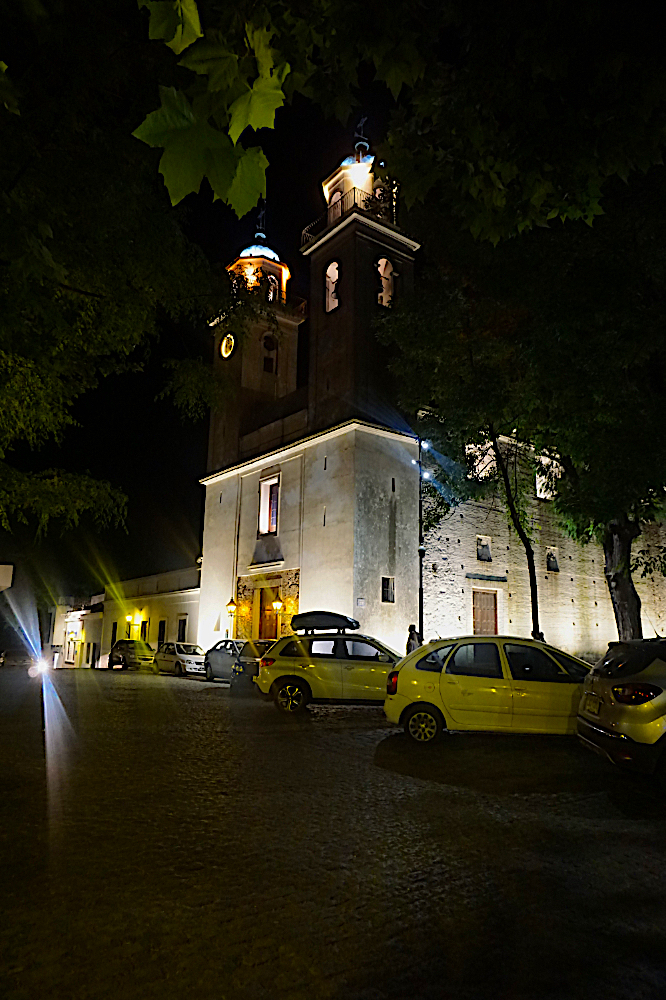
[490,431,543,641]
[602,517,643,640]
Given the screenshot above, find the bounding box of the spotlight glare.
[422,441,430,451]
[423,471,431,479]
[411,459,417,465]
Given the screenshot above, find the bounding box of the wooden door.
[473,590,497,635]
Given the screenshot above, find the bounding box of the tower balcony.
[301,186,396,247]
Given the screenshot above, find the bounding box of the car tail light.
[612,683,663,705]
[259,658,275,669]
[386,671,399,696]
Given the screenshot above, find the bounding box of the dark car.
[231,640,276,687]
[205,639,244,682]
[108,640,155,671]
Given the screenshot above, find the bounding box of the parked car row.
[102,613,666,788]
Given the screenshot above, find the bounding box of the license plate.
[585,694,600,716]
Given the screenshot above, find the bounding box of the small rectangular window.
[140,620,148,641]
[110,621,117,647]
[324,456,327,470]
[85,642,91,664]
[323,506,326,527]
[391,477,396,493]
[476,535,492,562]
[546,547,559,573]
[177,617,187,642]
[258,476,279,535]
[157,619,166,645]
[263,356,274,373]
[381,577,395,603]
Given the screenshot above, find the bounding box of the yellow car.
[384,636,590,743]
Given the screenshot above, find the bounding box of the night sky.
[0,87,394,614]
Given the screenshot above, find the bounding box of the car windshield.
[240,641,274,658]
[176,644,203,656]
[128,641,154,652]
[594,641,666,678]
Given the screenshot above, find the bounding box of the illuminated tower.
[301,128,420,431]
[206,223,307,472]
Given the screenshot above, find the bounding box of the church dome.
[339,153,374,167]
[238,243,280,262]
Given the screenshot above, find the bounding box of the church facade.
[197,142,666,661]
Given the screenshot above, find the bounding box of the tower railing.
[301,186,395,246]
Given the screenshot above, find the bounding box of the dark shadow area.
[373,730,666,820]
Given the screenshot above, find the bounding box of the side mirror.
[378,653,391,663]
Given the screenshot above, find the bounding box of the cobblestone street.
[2,667,666,1000]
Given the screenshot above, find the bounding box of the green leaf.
[0,61,19,115]
[158,130,207,203]
[246,24,275,76]
[227,146,268,217]
[228,72,287,144]
[178,34,240,91]
[132,86,194,146]
[207,140,241,202]
[138,0,202,55]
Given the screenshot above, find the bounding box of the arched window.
[328,189,342,225]
[377,257,394,307]
[266,274,278,303]
[325,261,339,312]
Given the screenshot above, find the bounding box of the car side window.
[447,643,502,678]
[310,639,338,658]
[280,640,309,657]
[344,640,381,660]
[416,645,455,672]
[504,644,567,682]
[546,649,589,681]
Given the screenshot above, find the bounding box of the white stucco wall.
[424,497,666,661]
[353,429,419,653]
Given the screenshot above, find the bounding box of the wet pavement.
[1,666,666,1000]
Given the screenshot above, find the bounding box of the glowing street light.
[272,598,284,613]
[226,599,237,614]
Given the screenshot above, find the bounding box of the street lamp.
[125,613,132,639]
[413,438,430,641]
[271,598,284,613]
[226,598,237,639]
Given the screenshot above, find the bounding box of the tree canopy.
[129,0,666,243]
[0,0,246,534]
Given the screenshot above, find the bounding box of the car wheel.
[274,679,310,714]
[175,662,183,677]
[205,663,215,682]
[404,705,443,743]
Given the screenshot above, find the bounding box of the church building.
[198,136,421,654]
[197,138,666,661]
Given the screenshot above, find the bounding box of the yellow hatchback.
[384,636,590,743]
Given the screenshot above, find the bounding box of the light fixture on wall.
[272,598,284,613]
[226,599,237,614]
[125,615,132,622]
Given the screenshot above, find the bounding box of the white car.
[154,642,206,677]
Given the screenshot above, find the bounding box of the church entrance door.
[259,588,278,640]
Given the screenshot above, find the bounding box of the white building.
[101,567,200,658]
[197,139,666,662]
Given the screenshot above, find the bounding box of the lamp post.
[413,439,430,641]
[272,597,284,639]
[226,598,237,639]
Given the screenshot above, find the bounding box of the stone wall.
[424,495,666,661]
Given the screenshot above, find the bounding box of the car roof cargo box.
[291,611,360,634]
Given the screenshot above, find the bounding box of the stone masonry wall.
[424,495,666,661]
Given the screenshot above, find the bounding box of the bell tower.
[300,125,420,432]
[207,220,307,472]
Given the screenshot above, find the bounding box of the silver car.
[204,639,243,682]
[154,642,206,677]
[578,639,666,784]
